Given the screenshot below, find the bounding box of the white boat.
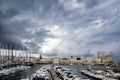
[0,66,31,77]
[21,67,51,80]
[81,69,119,80]
[0,69,10,76]
[54,66,90,80]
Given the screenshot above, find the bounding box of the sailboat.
[0,44,4,69]
[0,44,3,70]
[24,49,34,66]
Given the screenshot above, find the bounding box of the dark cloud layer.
[0,0,120,62]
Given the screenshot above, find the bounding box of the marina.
[21,65,90,80]
[1,0,120,80]
[0,46,120,80]
[0,64,119,80]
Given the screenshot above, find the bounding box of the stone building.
[97,51,112,64]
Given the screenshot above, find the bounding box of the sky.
[0,0,120,62]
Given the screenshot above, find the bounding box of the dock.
[81,70,103,80]
[81,70,119,80]
[49,69,61,80]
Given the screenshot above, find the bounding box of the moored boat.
[21,67,52,80]
[81,69,119,80]
[54,66,90,80]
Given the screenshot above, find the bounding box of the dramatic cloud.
[0,0,120,62]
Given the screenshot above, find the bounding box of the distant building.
[59,58,70,64]
[53,57,60,64]
[97,51,112,64]
[98,51,100,59]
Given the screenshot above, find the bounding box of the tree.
[71,56,73,59]
[76,57,81,60]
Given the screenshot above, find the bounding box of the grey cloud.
[24,42,41,53]
[0,0,120,62]
[0,7,19,20]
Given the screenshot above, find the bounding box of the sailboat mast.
[0,43,2,69]
[2,45,4,67]
[7,44,9,62]
[0,43,1,60]
[29,49,31,62]
[11,47,13,61]
[7,44,10,68]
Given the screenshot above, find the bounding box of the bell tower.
[98,51,100,59]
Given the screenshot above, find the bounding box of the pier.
[49,69,61,80]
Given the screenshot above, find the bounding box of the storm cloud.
[0,0,120,62]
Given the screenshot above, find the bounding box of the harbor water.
[0,64,120,80]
